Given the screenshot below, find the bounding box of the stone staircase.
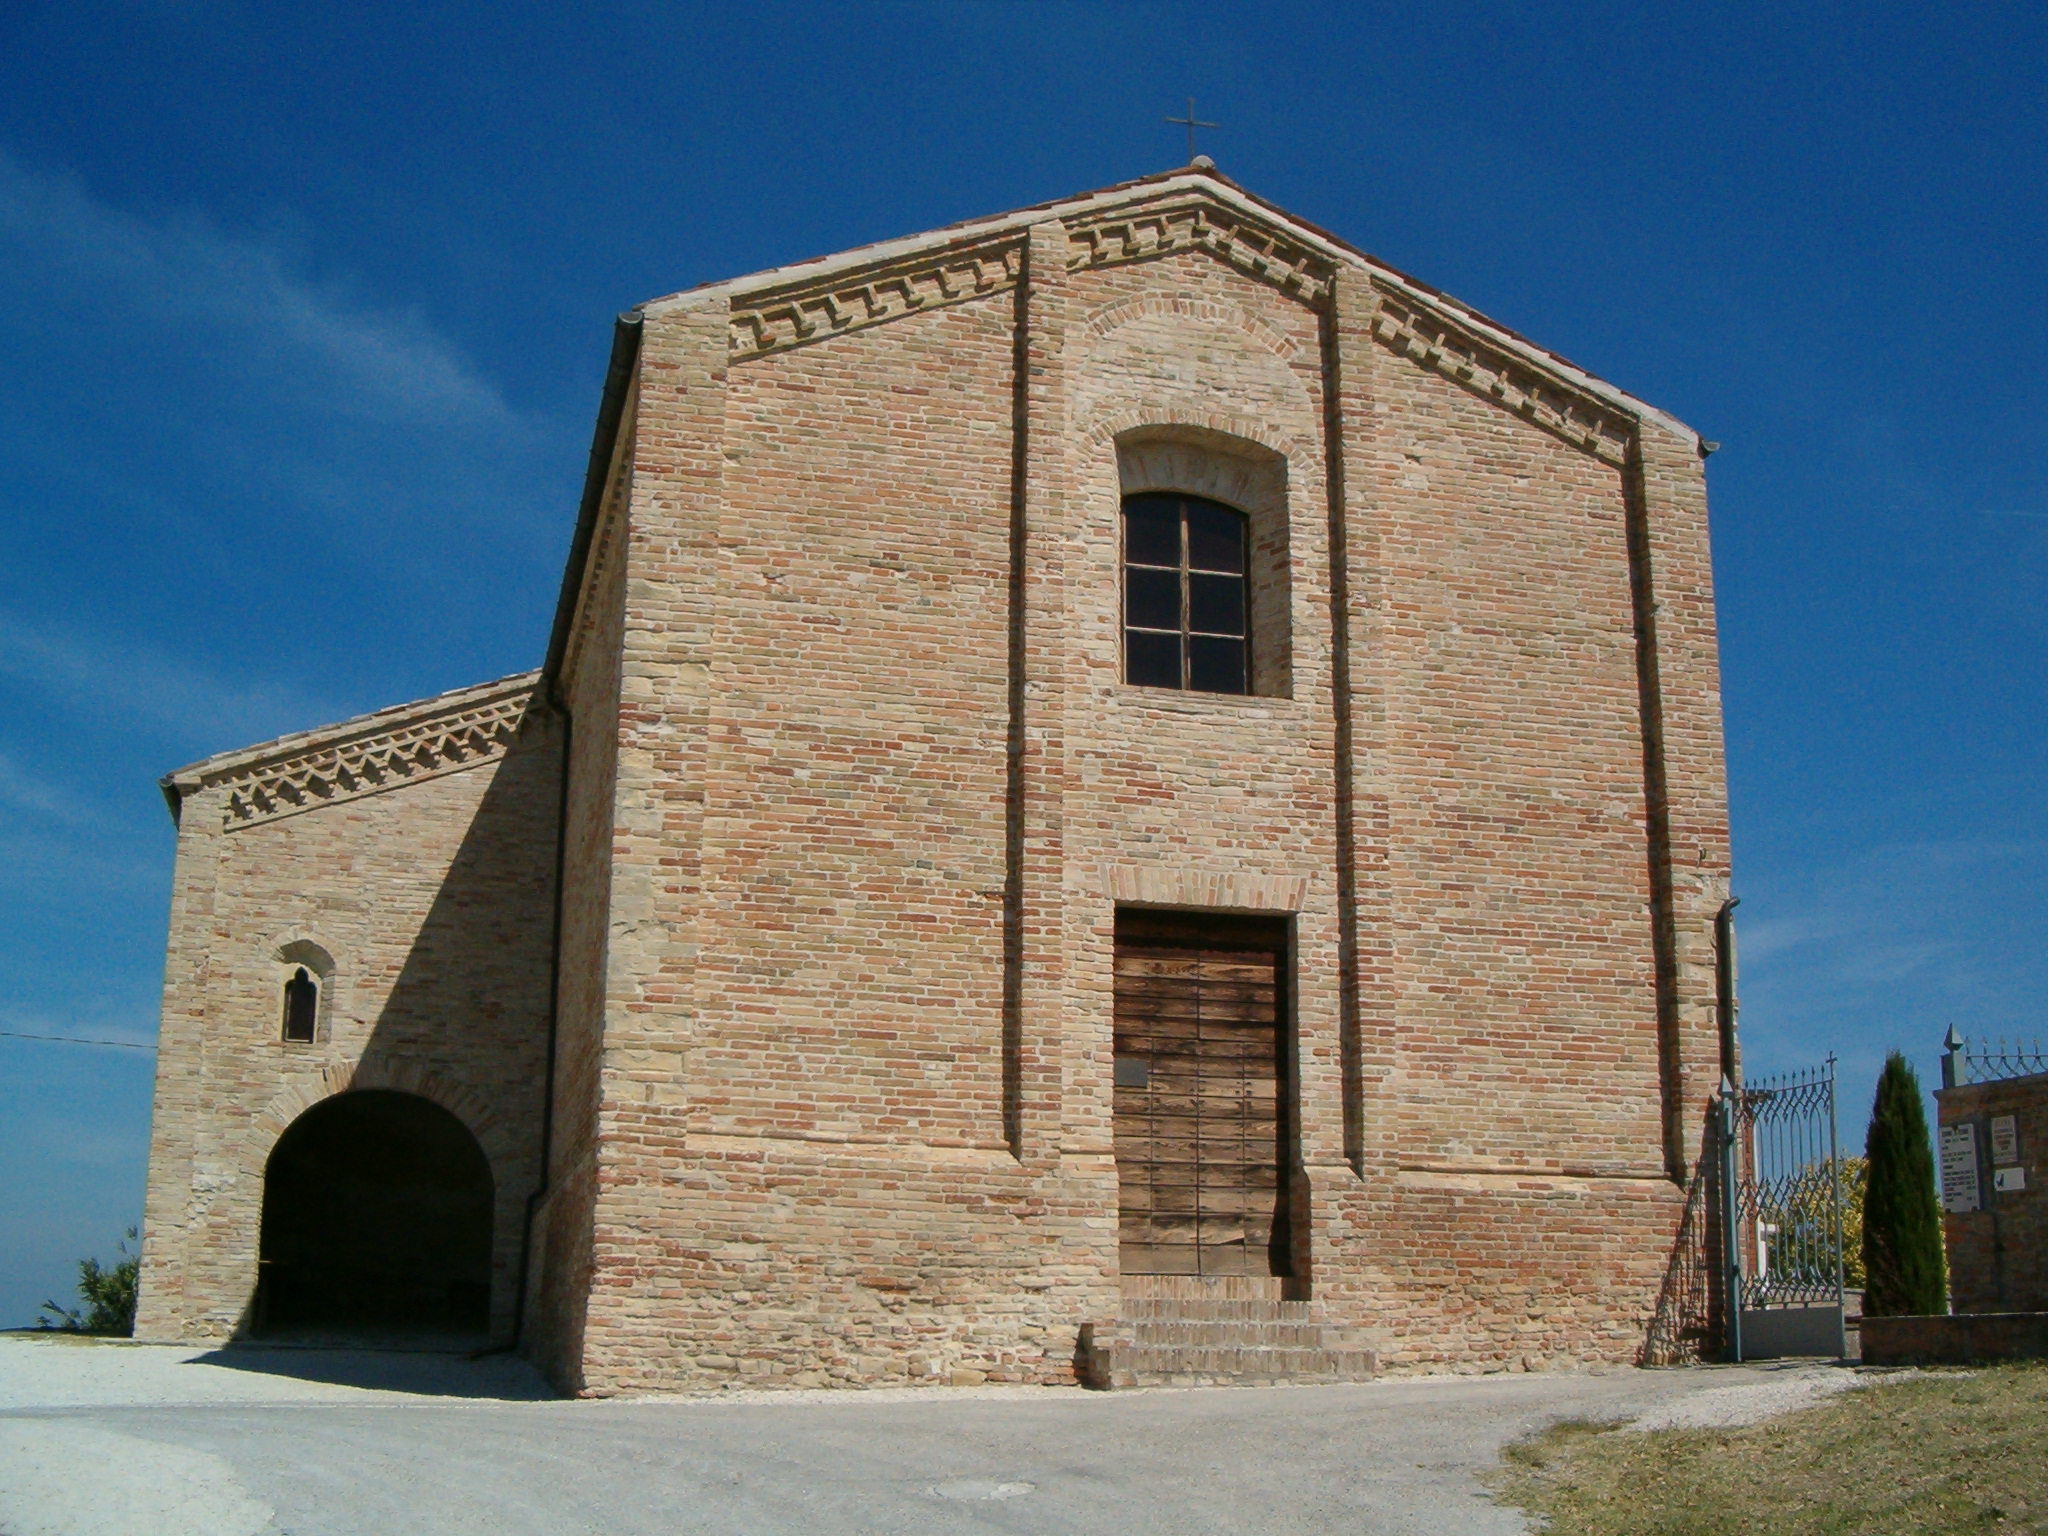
[1079,1276,1376,1388]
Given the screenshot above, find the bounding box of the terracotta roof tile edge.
[159,669,542,802]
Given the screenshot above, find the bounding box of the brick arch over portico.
[241,1059,508,1185]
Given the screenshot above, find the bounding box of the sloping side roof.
[160,670,539,825]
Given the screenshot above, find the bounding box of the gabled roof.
[643,162,1693,440]
[544,165,1701,689]
[162,168,1707,822]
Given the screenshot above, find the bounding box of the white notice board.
[1941,1122,1981,1214]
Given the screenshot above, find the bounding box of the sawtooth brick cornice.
[633,167,1697,448]
[721,192,1343,364]
[713,186,1638,466]
[1061,194,1339,310]
[165,675,538,830]
[1367,280,1636,466]
[729,238,1025,361]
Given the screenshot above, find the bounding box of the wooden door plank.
[1114,932,1286,1278]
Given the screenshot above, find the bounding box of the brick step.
[1129,1319,1326,1347]
[1079,1313,1376,1389]
[1084,1338,1377,1389]
[1116,1299,1314,1322]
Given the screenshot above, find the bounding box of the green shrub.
[1862,1055,1946,1317]
[1837,1155,1867,1289]
[1773,1155,1865,1289]
[38,1227,139,1336]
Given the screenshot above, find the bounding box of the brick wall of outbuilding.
[1938,1074,2048,1314]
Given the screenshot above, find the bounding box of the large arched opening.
[256,1089,494,1341]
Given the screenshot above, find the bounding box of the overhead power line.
[0,1029,156,1051]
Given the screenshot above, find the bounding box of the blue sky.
[1,0,2042,1328]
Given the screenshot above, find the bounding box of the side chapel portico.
[136,164,1732,1391]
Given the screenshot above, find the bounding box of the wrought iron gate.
[1718,1059,1848,1361]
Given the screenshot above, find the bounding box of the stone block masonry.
[137,165,1733,1390]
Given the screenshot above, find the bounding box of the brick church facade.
[134,166,1732,1391]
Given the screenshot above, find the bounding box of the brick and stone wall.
[1937,1073,2048,1314]
[522,176,1729,1391]
[136,677,559,1344]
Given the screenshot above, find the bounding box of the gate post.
[1718,1077,1743,1363]
[1827,1055,1848,1359]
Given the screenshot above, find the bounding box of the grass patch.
[1493,1365,2048,1534]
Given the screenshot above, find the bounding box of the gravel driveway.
[0,1337,1861,1535]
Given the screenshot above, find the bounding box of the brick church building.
[134,165,1732,1392]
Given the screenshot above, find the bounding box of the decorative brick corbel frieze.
[729,238,1025,360]
[1062,196,1340,311]
[211,684,535,829]
[1366,281,1636,466]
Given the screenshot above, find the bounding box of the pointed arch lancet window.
[1122,493,1250,695]
[281,967,319,1044]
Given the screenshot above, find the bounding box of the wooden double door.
[1113,913,1292,1277]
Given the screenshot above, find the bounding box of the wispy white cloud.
[1737,828,2048,1112]
[0,751,91,824]
[0,610,340,751]
[0,143,574,581]
[1743,836,2043,985]
[0,148,519,430]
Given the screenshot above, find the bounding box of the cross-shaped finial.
[1165,98,1217,165]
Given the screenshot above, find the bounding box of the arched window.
[1122,493,1250,694]
[281,967,319,1044]
[272,938,336,1045]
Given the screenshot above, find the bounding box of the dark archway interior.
[257,1089,493,1338]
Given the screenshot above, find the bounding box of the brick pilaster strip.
[1631,422,1733,1176]
[598,301,728,1176]
[1324,271,1394,1182]
[1012,221,1075,1168]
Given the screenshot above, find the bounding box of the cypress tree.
[1862,1052,1948,1317]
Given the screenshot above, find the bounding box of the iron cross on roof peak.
[1165,98,1217,167]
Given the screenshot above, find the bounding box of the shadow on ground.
[186,1344,558,1400]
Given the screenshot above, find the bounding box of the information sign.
[1940,1122,1981,1214]
[1991,1114,2019,1166]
